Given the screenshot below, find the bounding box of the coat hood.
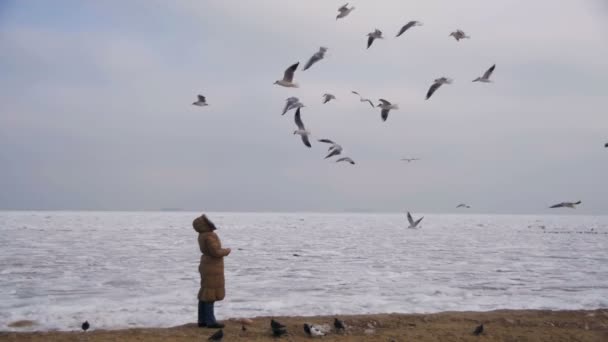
[193,214,217,233]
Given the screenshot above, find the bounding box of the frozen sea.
[1,211,607,331]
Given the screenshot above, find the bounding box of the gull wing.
[364,99,375,108]
[407,212,415,226]
[338,3,349,11]
[283,62,299,82]
[303,52,322,71]
[325,148,342,159]
[336,157,355,164]
[197,95,206,102]
[426,82,442,100]
[301,135,312,148]
[318,139,335,144]
[367,36,375,49]
[378,99,391,106]
[482,64,496,79]
[396,21,416,37]
[294,107,306,130]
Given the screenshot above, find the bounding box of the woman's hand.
[225,248,232,256]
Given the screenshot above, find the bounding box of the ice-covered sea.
[1,211,607,331]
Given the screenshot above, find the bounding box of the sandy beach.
[2,309,607,341]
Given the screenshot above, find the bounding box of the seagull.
[81,321,89,332]
[304,323,325,337]
[304,47,328,71]
[426,77,453,100]
[473,64,496,83]
[282,97,304,115]
[549,201,582,209]
[208,329,224,341]
[407,211,424,229]
[473,324,484,336]
[322,93,336,104]
[318,139,342,159]
[401,158,420,162]
[604,142,607,148]
[396,21,423,37]
[192,95,208,106]
[352,91,375,108]
[336,3,355,20]
[367,29,384,49]
[336,157,355,165]
[456,203,471,209]
[334,318,346,332]
[377,99,398,122]
[450,29,470,41]
[293,107,311,148]
[274,62,299,88]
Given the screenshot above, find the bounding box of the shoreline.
[2,309,607,341]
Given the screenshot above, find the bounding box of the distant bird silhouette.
[473,324,484,336]
[271,319,286,330]
[550,201,581,209]
[192,95,208,106]
[81,321,89,332]
[241,325,247,332]
[208,329,224,341]
[334,318,346,332]
[456,203,471,209]
[605,142,608,148]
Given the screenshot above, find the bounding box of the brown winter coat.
[193,215,230,302]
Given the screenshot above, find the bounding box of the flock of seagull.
[190,3,598,227]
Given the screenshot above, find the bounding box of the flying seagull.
[336,157,355,165]
[473,324,484,336]
[549,201,581,209]
[336,3,355,20]
[352,91,375,108]
[304,47,328,71]
[318,139,343,159]
[208,329,224,341]
[334,318,346,332]
[426,77,453,100]
[282,97,304,115]
[322,93,336,104]
[293,107,311,148]
[304,323,325,337]
[81,321,89,332]
[192,95,208,106]
[274,62,299,88]
[396,21,423,37]
[456,203,471,209]
[473,64,496,83]
[377,99,398,122]
[401,158,420,162]
[407,211,424,229]
[367,29,384,49]
[450,29,470,41]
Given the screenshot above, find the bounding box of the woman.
[193,214,231,328]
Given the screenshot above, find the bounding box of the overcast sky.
[1,1,607,213]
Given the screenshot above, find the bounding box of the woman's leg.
[198,300,207,327]
[205,301,225,328]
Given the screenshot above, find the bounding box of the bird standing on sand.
[318,139,342,159]
[549,201,582,209]
[396,21,423,37]
[271,319,287,337]
[192,95,208,106]
[271,319,286,330]
[473,324,484,336]
[367,29,384,48]
[352,91,375,108]
[336,3,355,20]
[282,97,304,115]
[334,318,346,332]
[336,157,355,165]
[377,99,398,122]
[426,77,453,100]
[450,29,470,41]
[456,203,471,209]
[274,62,300,88]
[293,107,312,148]
[322,93,336,104]
[407,212,424,229]
[81,321,89,332]
[304,47,328,71]
[208,329,224,341]
[473,64,496,83]
[304,323,325,337]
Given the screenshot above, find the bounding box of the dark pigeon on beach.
[334,318,346,331]
[241,325,247,332]
[271,319,286,330]
[208,329,224,341]
[81,321,89,332]
[304,323,312,336]
[473,324,484,336]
